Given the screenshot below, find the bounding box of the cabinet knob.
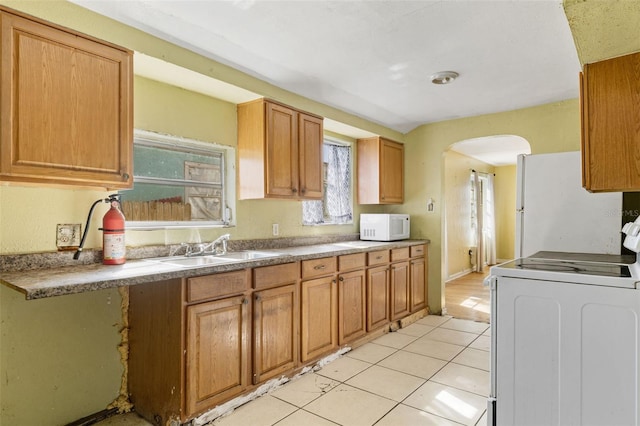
[339,276,344,282]
[122,173,130,181]
[254,294,261,301]
[292,187,298,193]
[242,298,249,305]
[314,264,326,270]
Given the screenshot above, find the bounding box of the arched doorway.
[442,135,530,322]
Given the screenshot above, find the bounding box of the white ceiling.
[71,0,581,163]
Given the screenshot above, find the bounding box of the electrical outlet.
[56,224,81,250]
[272,223,279,236]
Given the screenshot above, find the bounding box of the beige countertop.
[0,240,428,300]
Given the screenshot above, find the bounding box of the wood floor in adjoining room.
[445,271,490,323]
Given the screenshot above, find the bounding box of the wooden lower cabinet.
[338,269,367,345]
[409,244,428,313]
[366,265,390,331]
[390,261,410,320]
[127,244,427,424]
[301,275,338,362]
[128,271,251,424]
[410,256,427,312]
[253,284,299,383]
[185,295,250,417]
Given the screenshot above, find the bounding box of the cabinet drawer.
[367,250,390,266]
[253,262,299,290]
[411,244,426,257]
[391,247,410,262]
[302,257,337,279]
[187,270,250,303]
[338,253,366,271]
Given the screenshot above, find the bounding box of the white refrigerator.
[515,151,622,257]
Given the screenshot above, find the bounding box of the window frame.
[122,129,236,230]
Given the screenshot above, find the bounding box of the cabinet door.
[301,275,338,362]
[410,257,427,313]
[582,52,640,192]
[357,137,404,204]
[367,265,389,331]
[390,261,410,320]
[338,269,367,345]
[298,113,324,199]
[266,101,298,197]
[0,10,132,188]
[253,284,299,384]
[380,138,404,203]
[185,295,249,417]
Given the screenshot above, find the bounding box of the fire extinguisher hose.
[73,198,106,260]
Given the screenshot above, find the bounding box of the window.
[119,130,235,229]
[302,139,353,225]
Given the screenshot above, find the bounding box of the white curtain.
[302,144,352,224]
[485,174,497,266]
[472,171,483,271]
[471,171,497,271]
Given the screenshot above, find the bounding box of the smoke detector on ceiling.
[431,71,459,85]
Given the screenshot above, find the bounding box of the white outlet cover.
[57,224,81,249]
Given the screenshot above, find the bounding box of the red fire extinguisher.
[74,194,126,265]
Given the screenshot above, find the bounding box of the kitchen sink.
[216,250,284,260]
[144,250,283,267]
[145,256,238,267]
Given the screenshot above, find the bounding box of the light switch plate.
[56,224,81,250]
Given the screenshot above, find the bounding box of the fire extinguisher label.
[104,233,126,260]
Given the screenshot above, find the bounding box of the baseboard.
[445,268,473,282]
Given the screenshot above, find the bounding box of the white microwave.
[360,214,410,241]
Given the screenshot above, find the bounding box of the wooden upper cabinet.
[581,52,640,192]
[298,113,324,198]
[357,137,404,204]
[238,98,324,200]
[0,7,133,189]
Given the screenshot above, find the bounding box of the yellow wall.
[443,150,495,279]
[0,0,638,423]
[404,99,581,313]
[494,165,517,261]
[1,286,124,425]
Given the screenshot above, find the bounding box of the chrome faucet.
[181,234,231,257]
[210,233,231,255]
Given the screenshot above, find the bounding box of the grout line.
[216,316,491,426]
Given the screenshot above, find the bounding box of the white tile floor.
[212,315,489,426]
[101,315,490,426]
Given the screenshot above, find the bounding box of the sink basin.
[217,250,284,260]
[144,250,283,267]
[145,256,238,268]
